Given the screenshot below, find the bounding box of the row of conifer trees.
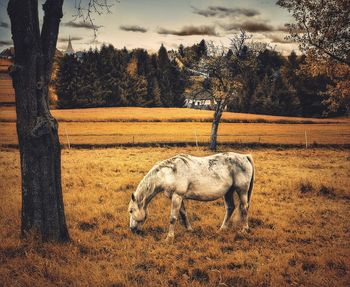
[55,40,339,117]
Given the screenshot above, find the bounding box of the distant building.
[65,36,75,55]
[0,47,15,59]
[184,89,216,110]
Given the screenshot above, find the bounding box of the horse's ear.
[131,193,135,201]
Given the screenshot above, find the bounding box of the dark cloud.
[192,6,259,18]
[240,22,275,32]
[63,21,102,30]
[0,40,12,46]
[158,25,217,36]
[278,25,289,33]
[267,34,293,44]
[220,21,275,32]
[120,25,147,33]
[86,38,104,45]
[278,24,304,34]
[0,22,9,29]
[58,36,84,42]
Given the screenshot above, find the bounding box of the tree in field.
[7,0,111,242]
[277,0,350,66]
[228,31,262,113]
[195,41,242,151]
[192,31,274,150]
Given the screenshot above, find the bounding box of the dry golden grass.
[0,106,348,123]
[0,77,15,104]
[1,121,349,146]
[0,147,349,286]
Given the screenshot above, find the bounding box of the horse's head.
[128,192,147,233]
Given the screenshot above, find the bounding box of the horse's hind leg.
[220,190,235,230]
[179,201,193,231]
[237,187,250,232]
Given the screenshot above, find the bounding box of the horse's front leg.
[179,201,193,231]
[165,193,182,243]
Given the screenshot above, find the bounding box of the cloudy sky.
[0,0,298,54]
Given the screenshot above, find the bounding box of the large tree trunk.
[8,0,69,242]
[210,101,224,151]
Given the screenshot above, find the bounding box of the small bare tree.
[196,44,241,150]
[192,31,269,150]
[195,36,253,151]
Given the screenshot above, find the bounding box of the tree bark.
[8,0,69,242]
[210,101,224,151]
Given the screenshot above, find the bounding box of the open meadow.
[0,107,349,147]
[1,0,349,285]
[0,146,350,287]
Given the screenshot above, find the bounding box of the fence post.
[305,131,308,149]
[64,127,70,149]
[195,131,198,147]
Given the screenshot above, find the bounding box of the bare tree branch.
[72,0,116,38]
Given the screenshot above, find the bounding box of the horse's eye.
[129,209,133,214]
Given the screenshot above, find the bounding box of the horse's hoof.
[219,226,228,232]
[241,227,250,234]
[187,226,193,232]
[164,235,174,244]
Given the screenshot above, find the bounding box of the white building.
[184,90,216,110]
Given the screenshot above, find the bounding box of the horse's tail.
[246,154,254,206]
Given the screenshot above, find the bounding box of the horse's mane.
[135,157,180,204]
[135,162,163,203]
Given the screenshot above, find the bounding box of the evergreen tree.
[56,54,80,108]
[157,44,173,106]
[150,77,162,107]
[196,39,207,58]
[178,44,185,57]
[250,75,274,114]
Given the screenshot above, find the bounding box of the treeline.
[56,44,185,108]
[55,40,347,117]
[224,48,345,117]
[226,49,316,117]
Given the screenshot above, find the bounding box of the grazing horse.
[128,152,254,241]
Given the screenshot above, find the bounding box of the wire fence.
[56,132,350,147]
[1,121,349,147]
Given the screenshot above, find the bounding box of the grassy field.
[1,121,350,146]
[0,147,349,286]
[0,106,348,123]
[0,106,349,285]
[0,107,349,147]
[0,76,15,105]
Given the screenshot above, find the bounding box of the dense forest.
[55,40,348,117]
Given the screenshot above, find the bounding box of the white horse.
[128,152,254,241]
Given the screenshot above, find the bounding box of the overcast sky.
[0,0,298,55]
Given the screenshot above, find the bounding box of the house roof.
[0,47,15,58]
[184,89,212,101]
